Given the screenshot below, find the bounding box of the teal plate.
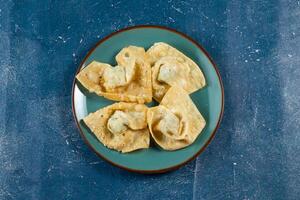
[72,25,224,174]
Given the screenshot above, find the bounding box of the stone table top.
[0,0,299,199]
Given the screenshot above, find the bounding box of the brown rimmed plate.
[72,25,224,174]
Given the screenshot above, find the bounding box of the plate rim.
[71,25,224,174]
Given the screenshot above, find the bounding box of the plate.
[72,25,224,173]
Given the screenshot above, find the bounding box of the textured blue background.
[1,0,300,199]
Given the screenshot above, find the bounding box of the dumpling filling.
[157,59,189,89]
[154,109,185,139]
[103,59,136,90]
[107,111,129,134]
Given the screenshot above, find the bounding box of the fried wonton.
[147,42,206,101]
[83,102,150,153]
[76,46,152,103]
[147,86,206,150]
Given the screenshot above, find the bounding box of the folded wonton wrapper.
[83,102,150,153]
[147,42,206,102]
[76,46,152,103]
[147,86,206,150]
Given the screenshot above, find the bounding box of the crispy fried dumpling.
[83,102,150,153]
[147,42,206,101]
[147,86,206,150]
[76,46,152,103]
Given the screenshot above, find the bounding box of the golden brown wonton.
[147,86,206,150]
[147,42,206,101]
[83,102,150,153]
[76,46,152,103]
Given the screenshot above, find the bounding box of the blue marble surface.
[1,0,300,199]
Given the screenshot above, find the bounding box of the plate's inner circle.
[73,27,223,172]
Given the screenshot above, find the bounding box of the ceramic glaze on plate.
[72,25,224,173]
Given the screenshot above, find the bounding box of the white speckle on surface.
[288,54,292,58]
[233,162,237,165]
[67,161,72,164]
[168,17,175,22]
[57,36,68,43]
[97,35,100,38]
[247,46,251,49]
[255,49,260,52]
[110,1,121,7]
[79,38,83,43]
[65,139,69,145]
[67,25,71,29]
[14,24,20,32]
[72,53,75,57]
[89,161,100,165]
[192,157,199,200]
[292,32,295,35]
[253,107,258,127]
[171,5,184,14]
[47,165,54,173]
[80,175,83,178]
[233,166,236,184]
[256,58,260,61]
[201,13,209,19]
[128,16,133,24]
[245,59,248,63]
[247,161,256,171]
